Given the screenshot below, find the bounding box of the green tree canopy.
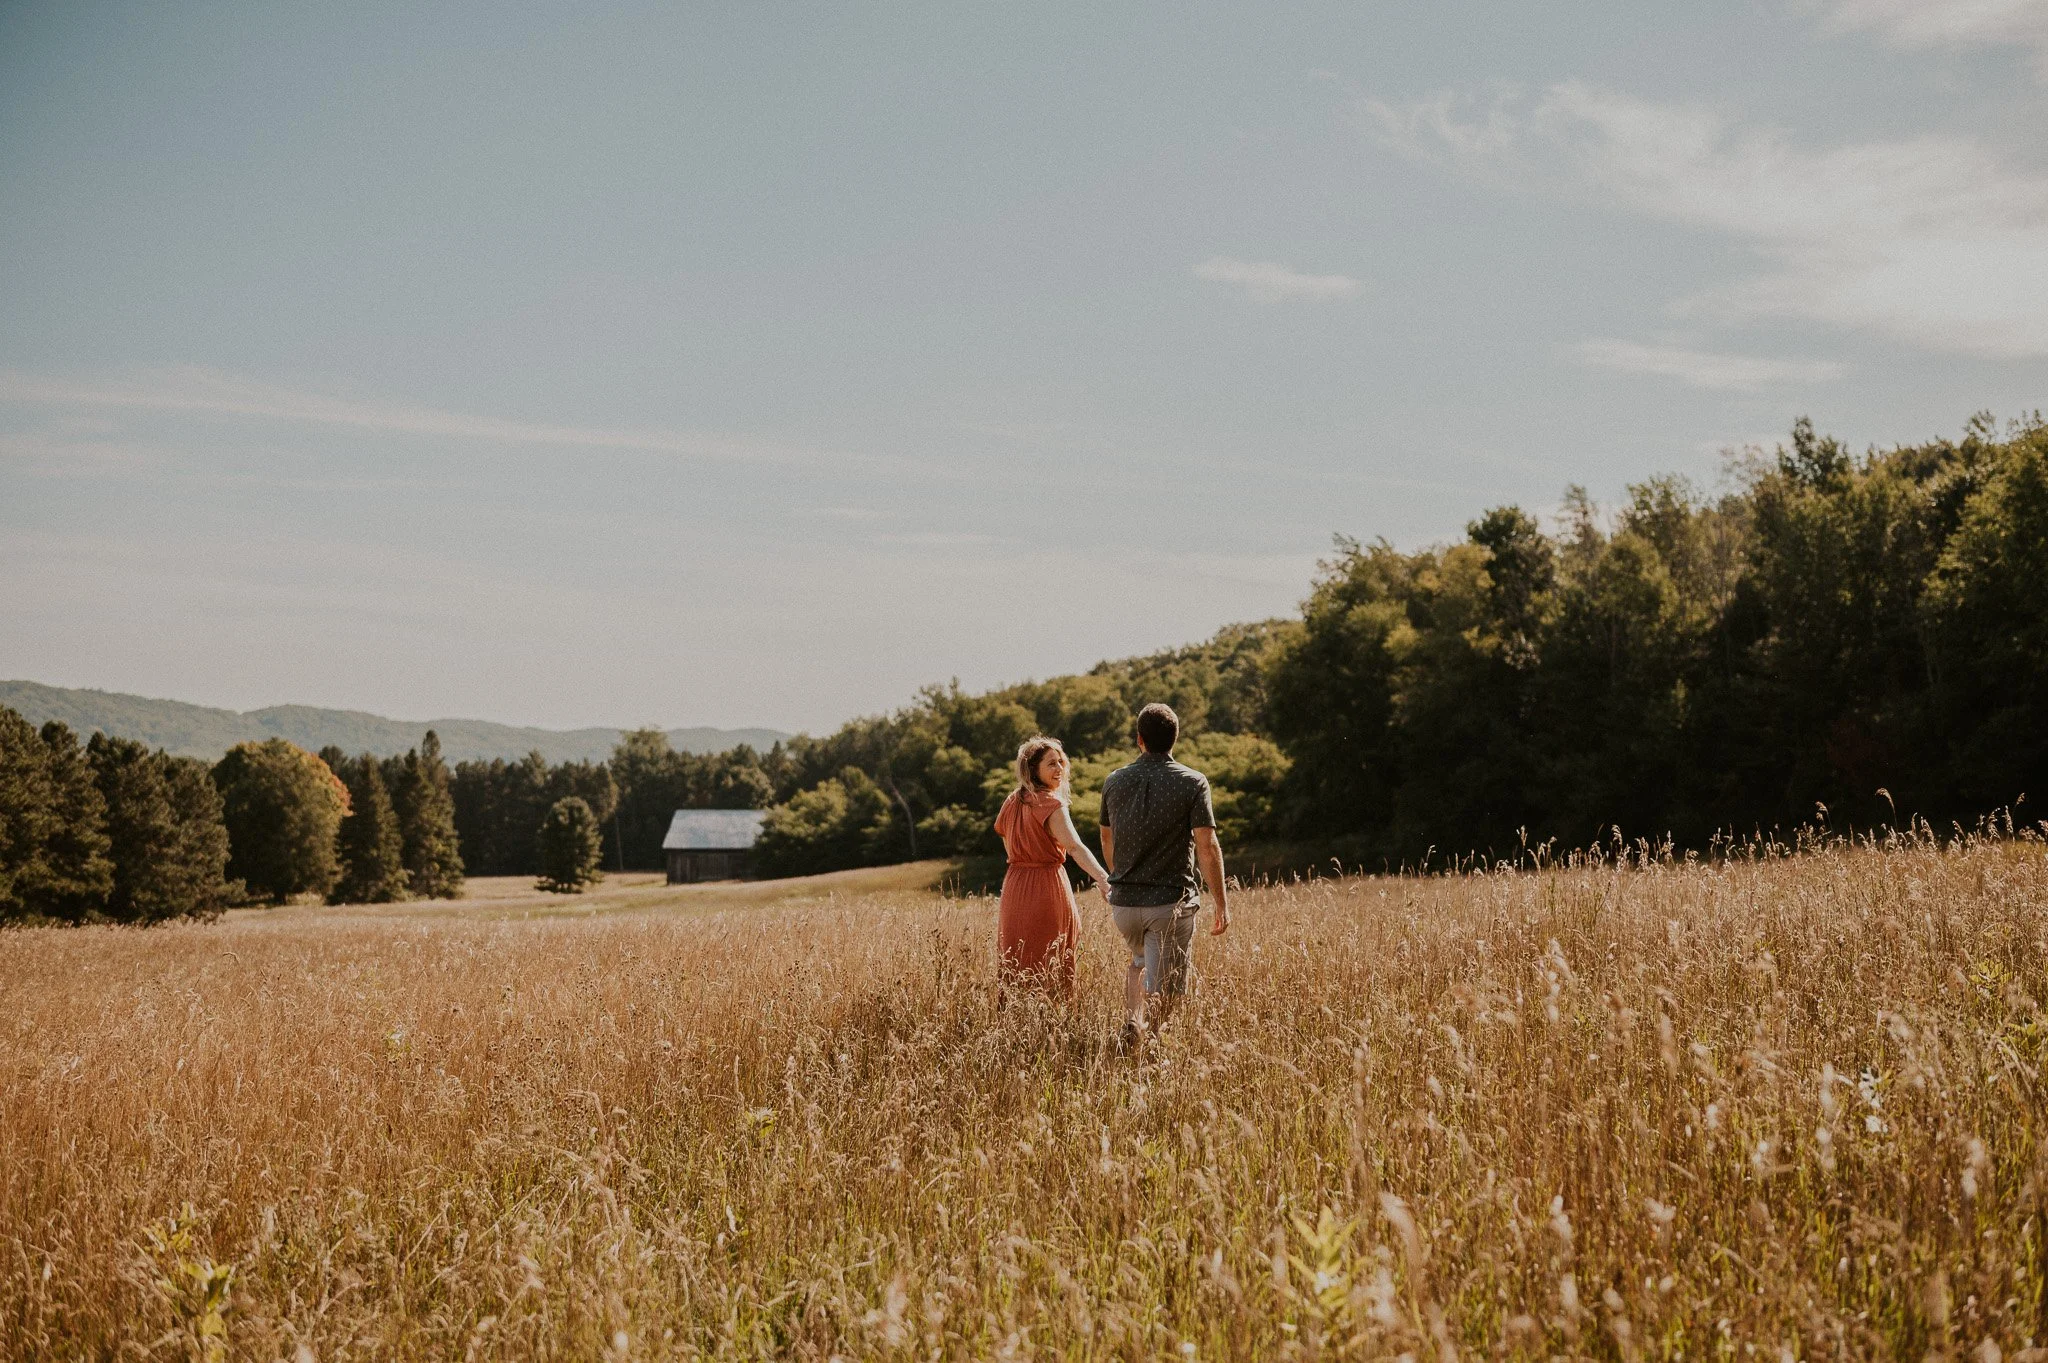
[330,751,409,904]
[448,751,620,877]
[385,731,464,899]
[1920,426,2048,811]
[1258,414,2048,864]
[607,728,771,871]
[753,768,896,879]
[213,739,348,904]
[87,733,236,922]
[0,711,114,923]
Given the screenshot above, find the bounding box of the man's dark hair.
[1135,703,1179,754]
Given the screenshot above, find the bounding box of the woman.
[993,736,1111,1000]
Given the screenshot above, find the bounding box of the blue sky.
[4,1,2045,733]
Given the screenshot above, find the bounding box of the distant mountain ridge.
[0,680,788,764]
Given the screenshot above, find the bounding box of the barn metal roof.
[661,809,768,851]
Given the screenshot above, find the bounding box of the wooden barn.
[662,809,768,884]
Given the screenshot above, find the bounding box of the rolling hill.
[0,680,787,764]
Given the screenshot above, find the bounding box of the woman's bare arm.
[1046,805,1110,889]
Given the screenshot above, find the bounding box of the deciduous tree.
[213,739,348,904]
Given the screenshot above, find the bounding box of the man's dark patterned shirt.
[1100,751,1216,909]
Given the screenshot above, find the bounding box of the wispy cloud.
[0,366,934,475]
[0,426,166,476]
[1571,338,1845,390]
[795,506,889,521]
[1193,256,1363,302]
[1364,82,2048,356]
[1816,0,2048,67]
[869,530,1002,548]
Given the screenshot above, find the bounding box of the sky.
[4,1,2046,734]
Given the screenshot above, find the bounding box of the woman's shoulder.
[1018,787,1066,811]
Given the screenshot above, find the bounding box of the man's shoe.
[1114,1020,1141,1057]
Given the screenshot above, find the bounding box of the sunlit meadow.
[4,836,2046,1360]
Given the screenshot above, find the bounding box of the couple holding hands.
[992,702,1230,1052]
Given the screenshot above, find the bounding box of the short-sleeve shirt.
[1100,751,1216,909]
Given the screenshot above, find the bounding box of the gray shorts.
[1111,900,1197,996]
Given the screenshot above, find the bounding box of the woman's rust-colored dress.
[993,787,1079,997]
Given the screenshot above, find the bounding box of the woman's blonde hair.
[1014,736,1069,801]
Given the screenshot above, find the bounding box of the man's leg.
[1145,909,1196,1035]
[1112,902,1149,1053]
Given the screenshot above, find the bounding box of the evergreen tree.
[451,751,552,876]
[89,733,178,921]
[449,758,511,875]
[41,722,116,921]
[386,731,464,899]
[0,708,113,922]
[331,752,409,904]
[85,733,232,922]
[213,739,348,904]
[610,729,691,871]
[450,751,622,876]
[0,708,58,922]
[0,708,40,920]
[535,796,604,893]
[607,729,770,871]
[160,754,238,919]
[33,721,115,921]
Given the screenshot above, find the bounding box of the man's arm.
[1194,825,1229,935]
[1099,824,1115,879]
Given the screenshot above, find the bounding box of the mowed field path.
[5,841,2046,1359]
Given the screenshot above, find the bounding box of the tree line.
[0,713,235,924]
[448,733,777,875]
[1261,413,2048,863]
[202,735,467,905]
[747,631,1296,878]
[751,413,2048,872]
[0,724,468,923]
[0,719,788,923]
[8,412,2042,915]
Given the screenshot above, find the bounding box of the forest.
[3,413,2044,921]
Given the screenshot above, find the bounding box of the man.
[1099,702,1230,1053]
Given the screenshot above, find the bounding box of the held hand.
[1210,903,1231,936]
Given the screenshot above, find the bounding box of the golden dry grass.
[273,862,961,920]
[4,838,2046,1360]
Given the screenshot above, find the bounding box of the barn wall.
[666,850,752,884]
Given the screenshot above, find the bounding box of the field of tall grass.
[4,834,2045,1360]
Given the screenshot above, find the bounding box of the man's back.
[1101,751,1215,909]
